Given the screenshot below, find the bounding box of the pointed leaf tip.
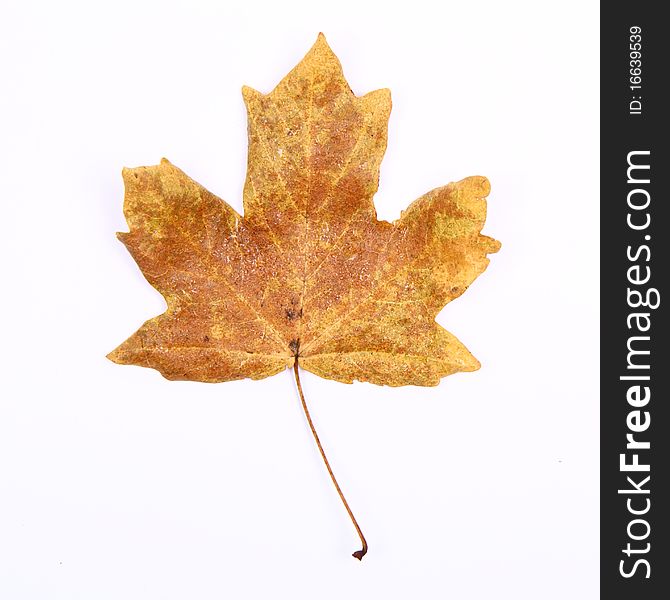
[305,31,339,63]
[106,347,121,364]
[241,85,262,104]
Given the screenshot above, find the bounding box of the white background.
[0,1,599,598]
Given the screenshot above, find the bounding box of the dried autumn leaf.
[109,34,500,387]
[108,34,500,559]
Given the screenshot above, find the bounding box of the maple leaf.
[109,34,500,388]
[108,34,500,559]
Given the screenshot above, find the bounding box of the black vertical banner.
[601,3,668,598]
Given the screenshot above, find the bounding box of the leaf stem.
[292,359,368,560]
